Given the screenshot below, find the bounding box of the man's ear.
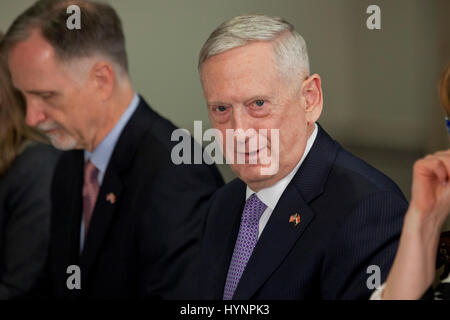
[301,73,323,123]
[90,61,115,101]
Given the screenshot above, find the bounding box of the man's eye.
[217,106,227,112]
[40,94,53,100]
[255,100,265,107]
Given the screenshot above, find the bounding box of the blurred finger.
[414,156,448,184]
[433,151,450,183]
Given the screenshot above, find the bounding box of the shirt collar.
[84,93,140,176]
[443,273,450,284]
[246,123,318,209]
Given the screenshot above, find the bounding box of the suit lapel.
[233,124,339,299]
[62,151,84,265]
[79,98,157,278]
[79,168,123,278]
[200,180,246,299]
[232,184,315,300]
[52,150,83,299]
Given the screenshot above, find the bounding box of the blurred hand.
[383,150,450,300]
[409,150,450,229]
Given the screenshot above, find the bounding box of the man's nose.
[25,98,47,127]
[231,106,253,133]
[232,106,259,146]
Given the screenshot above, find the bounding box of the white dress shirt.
[246,123,318,238]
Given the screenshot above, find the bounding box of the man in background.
[198,14,408,299]
[3,0,223,299]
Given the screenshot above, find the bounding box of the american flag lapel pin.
[106,192,116,204]
[289,213,301,226]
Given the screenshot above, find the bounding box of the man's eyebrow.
[26,90,58,96]
[207,101,232,106]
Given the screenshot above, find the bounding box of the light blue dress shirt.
[80,93,140,251]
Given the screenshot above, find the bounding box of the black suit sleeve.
[0,145,59,299]
[138,163,223,299]
[321,191,407,299]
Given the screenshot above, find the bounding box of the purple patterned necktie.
[223,193,267,300]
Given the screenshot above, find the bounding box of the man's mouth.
[236,146,268,161]
[45,128,59,134]
[38,122,61,135]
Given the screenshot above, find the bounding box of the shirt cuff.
[369,282,386,300]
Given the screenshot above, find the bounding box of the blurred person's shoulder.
[6,142,61,180]
[0,142,62,207]
[131,97,223,182]
[331,139,406,202]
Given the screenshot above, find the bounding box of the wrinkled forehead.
[201,41,277,79]
[8,30,90,91]
[8,31,58,85]
[10,32,54,65]
[200,42,281,98]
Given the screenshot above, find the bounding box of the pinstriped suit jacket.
[200,124,408,300]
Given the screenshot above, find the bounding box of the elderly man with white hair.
[198,14,408,300]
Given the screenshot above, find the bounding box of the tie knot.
[242,193,267,223]
[84,160,99,185]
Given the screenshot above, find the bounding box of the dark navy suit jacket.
[34,97,224,299]
[199,124,408,300]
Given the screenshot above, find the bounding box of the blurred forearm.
[383,205,443,299]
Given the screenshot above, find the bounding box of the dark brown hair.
[440,64,450,116]
[2,0,128,73]
[0,33,47,176]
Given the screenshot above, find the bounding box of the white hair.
[198,14,310,80]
